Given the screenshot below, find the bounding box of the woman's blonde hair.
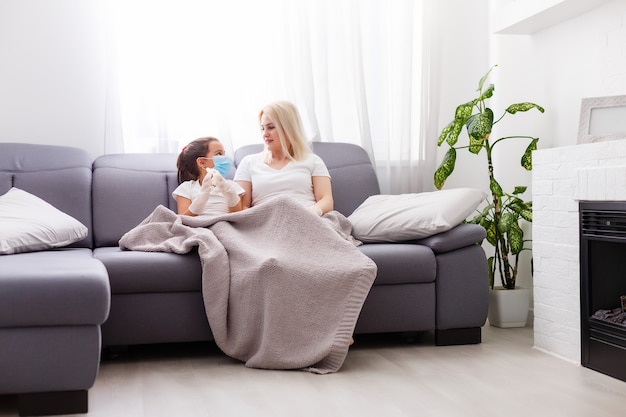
[259,100,310,163]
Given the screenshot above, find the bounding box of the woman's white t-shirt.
[172,179,245,216]
[234,152,330,207]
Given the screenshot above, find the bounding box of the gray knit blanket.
[119,195,377,374]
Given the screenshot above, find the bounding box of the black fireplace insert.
[579,201,626,382]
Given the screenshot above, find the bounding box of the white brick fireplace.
[532,138,626,362]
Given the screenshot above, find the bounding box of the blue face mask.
[211,155,232,178]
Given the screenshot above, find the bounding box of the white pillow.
[348,188,486,243]
[0,187,88,255]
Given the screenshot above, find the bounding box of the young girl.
[173,137,244,216]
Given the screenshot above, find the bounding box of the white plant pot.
[488,286,531,328]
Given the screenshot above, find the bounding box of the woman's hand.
[307,204,323,216]
[312,176,333,215]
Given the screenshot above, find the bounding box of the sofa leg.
[435,327,481,346]
[18,390,87,416]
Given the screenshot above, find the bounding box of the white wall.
[433,1,490,193]
[491,0,626,152]
[0,0,107,159]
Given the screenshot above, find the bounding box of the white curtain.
[104,0,438,194]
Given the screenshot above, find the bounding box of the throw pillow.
[348,188,486,243]
[0,187,88,255]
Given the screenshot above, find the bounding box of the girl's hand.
[201,169,215,191]
[211,171,239,207]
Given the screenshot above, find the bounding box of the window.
[105,0,436,193]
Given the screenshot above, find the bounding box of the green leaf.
[506,102,545,114]
[438,119,465,147]
[509,223,524,255]
[499,212,516,233]
[477,65,497,93]
[466,108,493,142]
[467,213,483,224]
[469,135,484,154]
[507,198,533,223]
[468,202,491,224]
[434,148,456,189]
[519,206,532,222]
[512,186,527,195]
[455,102,474,120]
[476,84,495,102]
[447,120,465,147]
[483,219,497,246]
[507,197,524,211]
[489,178,503,197]
[481,203,495,221]
[521,138,538,170]
[437,121,454,146]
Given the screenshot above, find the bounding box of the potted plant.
[434,65,544,327]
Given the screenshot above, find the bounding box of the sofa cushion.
[359,243,436,285]
[0,248,110,327]
[94,247,202,293]
[310,142,381,216]
[0,188,88,255]
[416,223,487,254]
[348,188,486,242]
[92,153,179,247]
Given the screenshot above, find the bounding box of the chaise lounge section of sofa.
[0,143,111,416]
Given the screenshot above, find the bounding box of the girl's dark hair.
[176,137,220,184]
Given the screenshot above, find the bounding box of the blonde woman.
[234,101,333,215]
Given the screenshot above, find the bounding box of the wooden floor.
[2,324,626,417]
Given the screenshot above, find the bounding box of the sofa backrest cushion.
[0,142,94,248]
[92,153,179,247]
[234,142,380,216]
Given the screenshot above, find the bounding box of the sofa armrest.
[414,224,486,254]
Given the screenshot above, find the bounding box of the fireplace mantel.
[532,138,626,362]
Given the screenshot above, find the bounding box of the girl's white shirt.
[172,179,245,216]
[234,152,330,207]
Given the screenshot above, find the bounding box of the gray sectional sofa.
[0,141,488,416]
